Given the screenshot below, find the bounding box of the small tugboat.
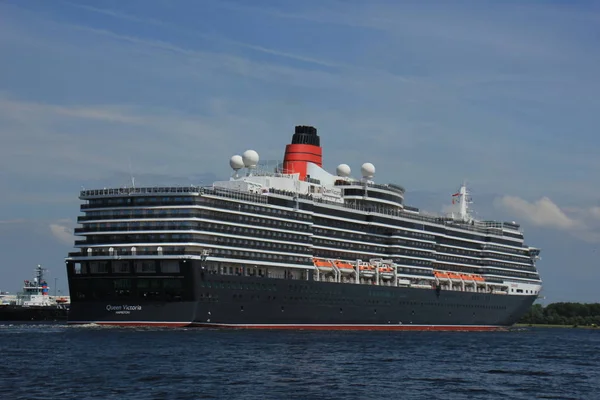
[0,265,69,321]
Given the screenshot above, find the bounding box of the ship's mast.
[457,182,472,222]
[34,264,46,285]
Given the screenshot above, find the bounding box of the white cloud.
[65,2,343,69]
[63,2,169,28]
[0,97,144,124]
[0,95,245,180]
[49,220,75,246]
[212,0,592,62]
[0,218,76,246]
[495,196,581,230]
[0,219,27,224]
[495,195,600,242]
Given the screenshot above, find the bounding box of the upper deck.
[78,184,524,240]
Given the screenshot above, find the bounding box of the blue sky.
[0,0,598,302]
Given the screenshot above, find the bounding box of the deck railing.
[78,185,522,236]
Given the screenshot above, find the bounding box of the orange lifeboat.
[447,272,462,280]
[359,264,376,277]
[313,258,333,271]
[434,271,450,279]
[334,261,355,274]
[378,266,395,279]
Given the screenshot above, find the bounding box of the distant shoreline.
[514,323,598,329]
[518,303,600,327]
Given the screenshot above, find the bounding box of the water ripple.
[0,324,598,400]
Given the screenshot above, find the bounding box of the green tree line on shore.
[518,302,600,326]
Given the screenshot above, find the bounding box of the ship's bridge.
[326,162,405,210]
[336,180,405,209]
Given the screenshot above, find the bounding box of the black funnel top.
[291,125,320,146]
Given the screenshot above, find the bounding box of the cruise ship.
[65,125,542,330]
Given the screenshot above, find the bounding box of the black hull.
[68,273,536,330]
[0,305,69,322]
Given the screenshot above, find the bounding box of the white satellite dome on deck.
[242,150,260,168]
[229,155,244,171]
[361,162,376,179]
[336,164,351,177]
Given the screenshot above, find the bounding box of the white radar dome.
[336,164,351,177]
[242,150,260,168]
[229,155,244,170]
[361,162,376,179]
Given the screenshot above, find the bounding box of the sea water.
[0,323,598,399]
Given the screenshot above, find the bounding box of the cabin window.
[135,261,156,273]
[89,262,109,274]
[161,261,180,274]
[113,262,130,274]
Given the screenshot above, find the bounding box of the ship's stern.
[66,259,198,327]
